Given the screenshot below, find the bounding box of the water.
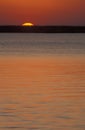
[0,33,85,130]
[0,33,85,55]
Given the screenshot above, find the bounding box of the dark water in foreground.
[0,33,85,130]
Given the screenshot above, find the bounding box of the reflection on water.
[0,56,85,130]
[0,33,85,130]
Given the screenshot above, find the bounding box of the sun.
[22,22,34,26]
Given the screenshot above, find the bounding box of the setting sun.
[22,22,34,26]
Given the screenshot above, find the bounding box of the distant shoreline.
[0,26,85,33]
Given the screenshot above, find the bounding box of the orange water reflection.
[0,55,85,130]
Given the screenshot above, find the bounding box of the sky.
[0,0,85,25]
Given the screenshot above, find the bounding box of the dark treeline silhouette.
[0,26,85,33]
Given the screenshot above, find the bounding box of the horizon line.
[0,25,85,27]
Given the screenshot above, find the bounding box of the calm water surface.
[0,33,85,130]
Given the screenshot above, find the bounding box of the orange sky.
[0,0,85,25]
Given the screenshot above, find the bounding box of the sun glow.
[22,22,34,26]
